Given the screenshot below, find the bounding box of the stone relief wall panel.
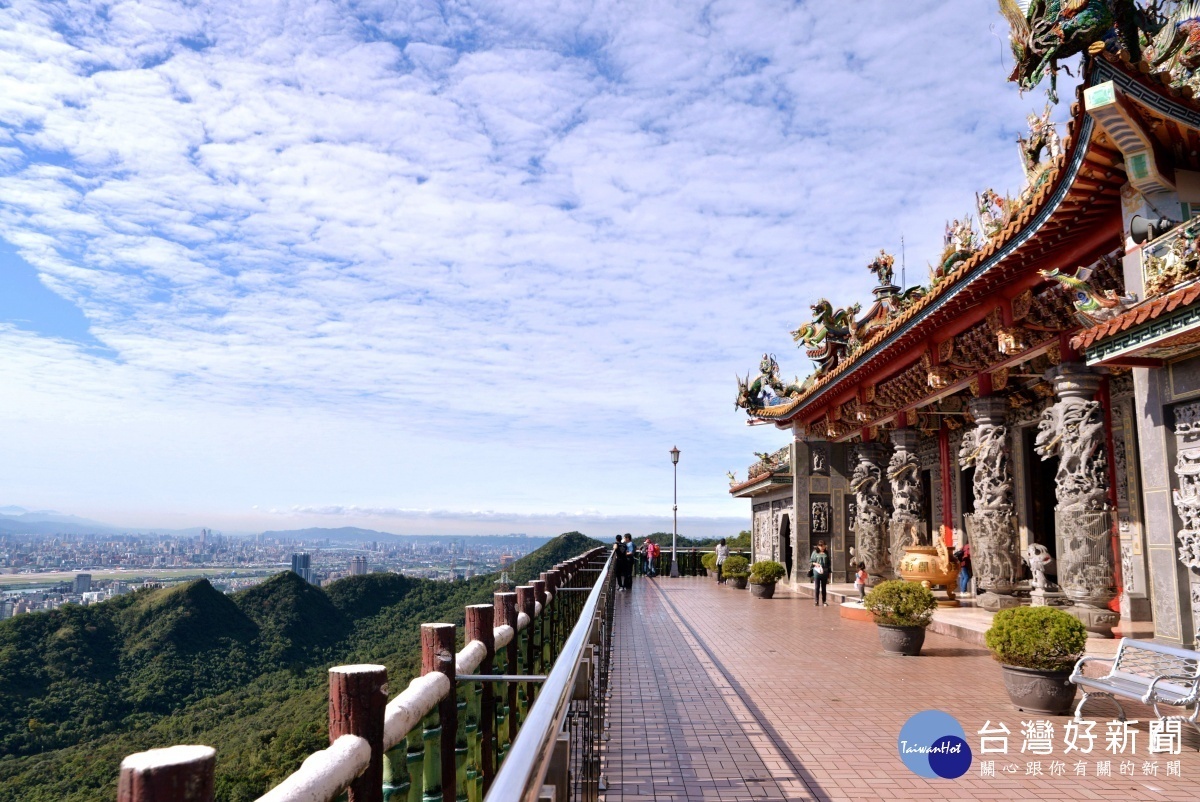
[1170,399,1200,641]
[810,442,830,475]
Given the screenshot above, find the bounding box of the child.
[854,562,868,602]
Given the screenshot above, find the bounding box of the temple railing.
[483,544,614,802]
[115,547,608,802]
[1142,217,1200,297]
[642,549,751,577]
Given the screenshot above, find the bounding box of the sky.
[0,0,1069,538]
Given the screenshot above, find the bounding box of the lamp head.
[670,446,680,465]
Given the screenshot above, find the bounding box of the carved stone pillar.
[1169,402,1200,645]
[1035,363,1118,636]
[851,442,889,581]
[888,428,924,574]
[961,396,1022,611]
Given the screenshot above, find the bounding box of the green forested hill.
[0,532,602,801]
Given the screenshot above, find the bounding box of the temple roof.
[1075,279,1200,365]
[745,52,1200,434]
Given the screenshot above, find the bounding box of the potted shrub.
[863,580,937,656]
[722,556,750,589]
[749,560,786,599]
[985,606,1087,715]
[700,551,719,580]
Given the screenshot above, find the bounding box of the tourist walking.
[810,540,831,606]
[715,538,729,584]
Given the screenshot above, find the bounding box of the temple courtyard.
[601,577,1200,802]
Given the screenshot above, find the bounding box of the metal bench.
[1070,638,1200,737]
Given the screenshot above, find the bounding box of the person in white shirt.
[715,538,730,584]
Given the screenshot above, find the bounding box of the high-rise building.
[291,553,313,584]
[73,573,92,594]
[349,556,368,576]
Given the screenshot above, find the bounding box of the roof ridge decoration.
[1000,0,1147,103]
[931,217,980,286]
[737,108,1078,422]
[734,353,807,412]
[1145,1,1200,90]
[1018,103,1063,203]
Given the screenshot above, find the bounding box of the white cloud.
[0,0,1069,532]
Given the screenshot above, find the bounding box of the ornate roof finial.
[868,249,896,287]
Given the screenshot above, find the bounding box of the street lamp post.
[670,446,680,578]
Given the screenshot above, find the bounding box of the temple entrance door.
[1024,428,1058,562]
[779,515,792,578]
[960,466,976,520]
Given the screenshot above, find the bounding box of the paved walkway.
[602,576,1199,802]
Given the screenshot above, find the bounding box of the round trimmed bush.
[863,580,937,627]
[722,555,750,579]
[749,560,786,584]
[701,552,718,572]
[985,606,1088,671]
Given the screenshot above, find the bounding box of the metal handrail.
[484,552,612,802]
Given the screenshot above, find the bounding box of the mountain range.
[0,508,549,545]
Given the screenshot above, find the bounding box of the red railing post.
[422,622,457,802]
[465,604,495,791]
[494,591,519,745]
[328,664,387,802]
[516,585,536,708]
[118,745,215,802]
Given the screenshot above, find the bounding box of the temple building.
[732,2,1200,649]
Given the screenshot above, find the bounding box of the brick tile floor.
[601,577,1200,801]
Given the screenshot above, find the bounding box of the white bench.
[1070,638,1200,738]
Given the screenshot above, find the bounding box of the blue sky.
[0,0,1064,537]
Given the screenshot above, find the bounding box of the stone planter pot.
[750,581,776,599]
[729,576,748,590]
[877,624,926,656]
[999,665,1078,715]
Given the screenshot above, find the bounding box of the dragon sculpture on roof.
[1147,1,1200,88]
[999,0,1144,103]
[735,353,807,411]
[1039,256,1137,326]
[791,299,861,377]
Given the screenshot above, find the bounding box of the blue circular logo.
[897,710,972,779]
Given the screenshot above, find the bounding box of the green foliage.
[748,560,786,584]
[727,531,751,550]
[0,532,596,801]
[721,555,749,579]
[700,552,718,572]
[985,606,1088,671]
[506,532,603,585]
[863,580,937,627]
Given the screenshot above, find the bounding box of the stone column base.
[1030,589,1072,608]
[977,592,1023,612]
[1068,604,1119,638]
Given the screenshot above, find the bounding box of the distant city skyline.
[0,1,1053,534]
[0,503,744,539]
